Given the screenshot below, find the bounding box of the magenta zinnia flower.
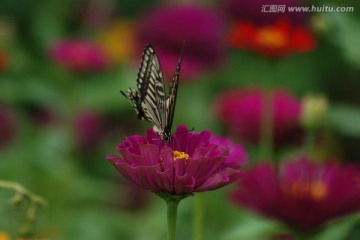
[48,38,109,73]
[214,88,302,146]
[231,157,360,231]
[107,125,247,195]
[136,4,225,81]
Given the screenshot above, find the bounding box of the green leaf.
[324,13,360,68]
[313,214,360,240]
[329,104,360,137]
[222,212,280,240]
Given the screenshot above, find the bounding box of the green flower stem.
[259,61,277,160]
[156,192,191,240]
[192,193,204,240]
[167,198,180,240]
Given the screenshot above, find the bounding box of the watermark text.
[261,5,354,13]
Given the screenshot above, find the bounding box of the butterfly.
[121,44,182,141]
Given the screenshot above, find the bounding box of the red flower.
[231,157,360,231]
[228,19,315,59]
[214,88,302,147]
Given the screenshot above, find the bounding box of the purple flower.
[223,0,309,26]
[0,105,15,147]
[230,157,360,231]
[209,135,248,166]
[136,4,226,81]
[214,88,302,147]
[73,110,105,147]
[48,38,109,73]
[107,125,247,195]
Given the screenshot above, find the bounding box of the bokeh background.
[1,0,360,239]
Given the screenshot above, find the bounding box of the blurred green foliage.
[1,0,360,239]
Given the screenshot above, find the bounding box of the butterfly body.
[121,45,182,141]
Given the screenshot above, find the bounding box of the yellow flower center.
[256,27,287,48]
[173,151,189,161]
[282,180,328,201]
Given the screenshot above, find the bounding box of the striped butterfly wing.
[137,45,167,135]
[137,45,159,100]
[165,55,182,137]
[120,45,163,123]
[120,89,147,120]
